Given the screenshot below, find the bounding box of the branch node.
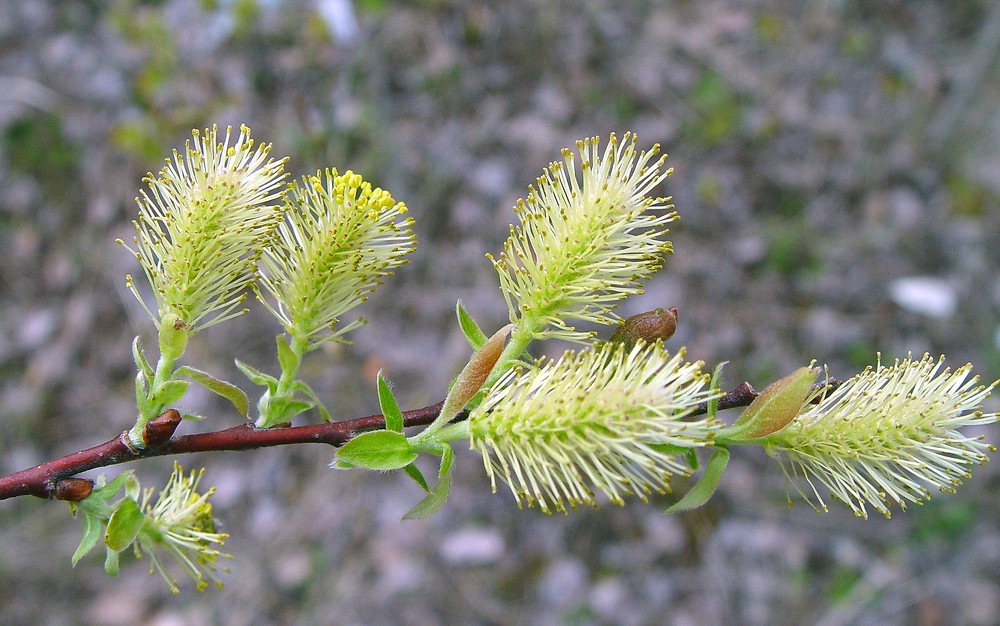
[120,430,142,455]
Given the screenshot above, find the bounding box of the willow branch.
[0,376,807,503]
[0,402,443,502]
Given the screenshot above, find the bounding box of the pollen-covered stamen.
[469,341,723,514]
[119,124,288,332]
[137,463,231,593]
[763,353,998,519]
[490,132,676,344]
[256,168,416,347]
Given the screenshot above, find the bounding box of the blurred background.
[2,1,1000,624]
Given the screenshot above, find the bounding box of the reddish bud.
[54,477,94,502]
[142,409,182,448]
[610,307,679,348]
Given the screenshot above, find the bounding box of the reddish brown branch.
[2,376,808,503]
[0,402,443,502]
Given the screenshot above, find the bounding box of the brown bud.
[439,324,514,422]
[54,477,94,502]
[609,307,679,348]
[142,408,182,448]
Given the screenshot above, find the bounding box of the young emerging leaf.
[275,335,299,376]
[71,512,102,566]
[456,301,488,350]
[291,380,330,422]
[104,546,120,577]
[403,469,453,520]
[401,444,455,519]
[131,336,154,380]
[377,371,405,432]
[87,471,133,505]
[723,366,817,441]
[154,379,189,407]
[707,361,728,419]
[334,430,417,471]
[235,359,278,391]
[104,498,144,552]
[665,446,730,513]
[403,463,429,492]
[175,366,249,418]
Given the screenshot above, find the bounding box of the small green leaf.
[665,446,730,514]
[71,512,102,566]
[403,463,429,492]
[403,469,452,520]
[276,335,300,376]
[104,546,120,576]
[104,498,144,552]
[648,443,699,470]
[89,471,132,504]
[134,371,150,415]
[131,336,154,380]
[256,391,314,428]
[334,430,417,471]
[439,444,454,476]
[377,371,404,433]
[235,359,278,391]
[176,365,249,418]
[292,380,330,422]
[154,379,189,406]
[124,474,141,501]
[456,301,488,350]
[708,361,728,419]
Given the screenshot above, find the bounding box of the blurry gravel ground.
[2,1,1000,624]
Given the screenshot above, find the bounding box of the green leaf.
[456,301,488,350]
[708,361,728,419]
[104,498,144,552]
[131,336,154,380]
[176,365,249,418]
[104,546,120,577]
[334,430,417,471]
[647,443,699,470]
[403,469,452,520]
[292,380,330,422]
[439,444,454,476]
[403,463,429,492]
[276,334,300,376]
[89,471,132,504]
[134,371,151,416]
[665,446,730,514]
[71,512,102,566]
[377,371,404,432]
[154,379,189,406]
[235,359,278,391]
[256,390,314,428]
[124,473,141,501]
